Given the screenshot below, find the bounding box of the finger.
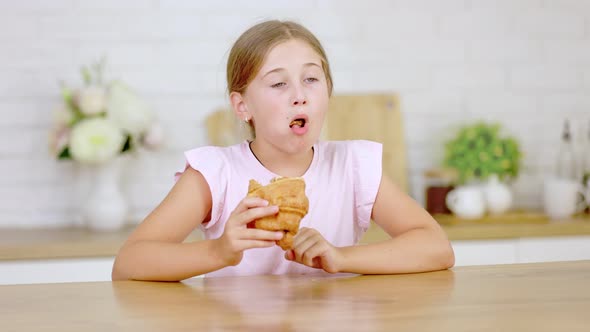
[237,205,279,226]
[311,257,323,269]
[292,227,314,247]
[302,244,327,268]
[239,240,277,250]
[291,228,318,253]
[241,229,284,241]
[284,250,295,261]
[232,197,270,215]
[293,235,319,263]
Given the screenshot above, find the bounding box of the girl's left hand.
[284,227,343,273]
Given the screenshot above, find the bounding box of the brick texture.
[0,0,588,227]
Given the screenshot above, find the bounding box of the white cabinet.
[452,236,590,267]
[0,257,115,285]
[518,236,590,263]
[451,239,518,266]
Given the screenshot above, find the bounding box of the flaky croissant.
[246,177,309,250]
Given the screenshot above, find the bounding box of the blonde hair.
[226,20,333,96]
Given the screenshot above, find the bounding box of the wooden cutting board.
[205,94,408,192]
[324,94,408,193]
[205,107,251,146]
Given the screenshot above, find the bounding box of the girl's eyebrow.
[262,62,322,78]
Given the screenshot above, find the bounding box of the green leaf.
[121,135,132,153]
[58,147,71,160]
[81,66,92,85]
[61,85,72,102]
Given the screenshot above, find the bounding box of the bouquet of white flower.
[49,59,163,164]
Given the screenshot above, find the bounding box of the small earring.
[244,117,249,123]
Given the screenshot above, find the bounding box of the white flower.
[69,118,125,164]
[141,122,164,150]
[106,81,153,135]
[52,105,74,127]
[76,85,107,115]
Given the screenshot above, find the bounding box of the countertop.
[1,260,589,331]
[1,213,589,261]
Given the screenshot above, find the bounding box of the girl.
[112,20,454,281]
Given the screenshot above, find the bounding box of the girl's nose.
[291,86,307,106]
[292,98,307,106]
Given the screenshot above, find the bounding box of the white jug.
[482,174,513,215]
[445,185,486,219]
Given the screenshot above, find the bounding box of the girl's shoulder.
[316,140,382,180]
[175,141,247,181]
[184,141,245,156]
[183,141,247,164]
[319,139,382,158]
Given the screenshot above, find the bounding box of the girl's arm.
[111,167,282,281]
[112,167,222,281]
[338,173,455,274]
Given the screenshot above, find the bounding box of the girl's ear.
[230,91,249,121]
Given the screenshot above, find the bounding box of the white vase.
[482,174,513,215]
[445,185,486,219]
[82,158,128,231]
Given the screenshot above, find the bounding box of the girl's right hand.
[214,197,284,266]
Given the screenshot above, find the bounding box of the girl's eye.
[271,82,286,88]
[304,77,319,83]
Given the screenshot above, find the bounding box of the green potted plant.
[443,122,523,215]
[443,122,522,184]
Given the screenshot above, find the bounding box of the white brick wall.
[0,0,589,228]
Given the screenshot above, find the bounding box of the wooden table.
[1,261,589,331]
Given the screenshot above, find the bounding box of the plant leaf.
[121,135,132,153]
[58,147,71,160]
[81,66,92,85]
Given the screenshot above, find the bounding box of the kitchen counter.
[1,260,589,331]
[366,212,590,242]
[1,213,589,261]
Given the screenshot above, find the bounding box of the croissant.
[246,177,309,250]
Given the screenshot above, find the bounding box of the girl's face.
[240,39,330,154]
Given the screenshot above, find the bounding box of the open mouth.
[289,118,306,128]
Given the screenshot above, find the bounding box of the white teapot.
[445,185,486,219]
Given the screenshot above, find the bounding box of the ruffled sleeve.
[351,140,383,230]
[174,146,228,229]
